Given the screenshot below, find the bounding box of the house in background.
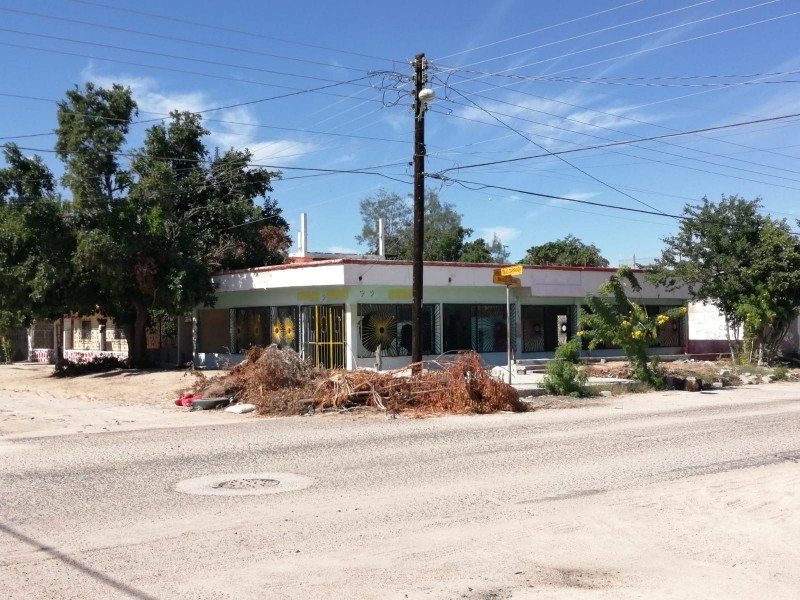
[23,315,192,366]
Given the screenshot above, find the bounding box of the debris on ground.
[224,403,255,414]
[191,347,527,417]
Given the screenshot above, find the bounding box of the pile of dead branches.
[193,347,527,416]
[314,351,528,415]
[192,346,322,415]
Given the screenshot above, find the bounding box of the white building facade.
[193,259,691,370]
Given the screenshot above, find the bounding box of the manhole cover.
[175,472,313,496]
[214,478,280,490]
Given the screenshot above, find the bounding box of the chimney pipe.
[298,213,308,255]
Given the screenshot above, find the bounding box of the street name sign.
[499,264,523,276]
[492,272,521,286]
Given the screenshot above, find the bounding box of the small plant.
[0,335,14,364]
[542,337,588,397]
[772,365,788,380]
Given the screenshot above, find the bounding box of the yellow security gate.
[301,305,345,369]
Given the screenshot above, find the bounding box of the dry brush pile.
[192,346,528,416]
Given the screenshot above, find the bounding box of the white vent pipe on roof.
[298,213,308,255]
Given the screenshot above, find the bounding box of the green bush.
[53,355,128,377]
[542,338,588,397]
[772,366,788,380]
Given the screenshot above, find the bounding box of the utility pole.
[411,53,430,369]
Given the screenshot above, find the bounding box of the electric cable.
[69,0,400,64]
[435,111,800,175]
[0,7,370,75]
[444,86,666,214]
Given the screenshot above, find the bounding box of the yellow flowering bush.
[580,267,687,389]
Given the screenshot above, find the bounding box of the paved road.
[2,384,799,599]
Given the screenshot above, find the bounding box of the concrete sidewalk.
[490,365,635,395]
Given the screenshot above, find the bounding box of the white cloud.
[476,226,520,243]
[81,66,319,164]
[454,87,660,151]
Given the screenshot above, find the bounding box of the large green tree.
[356,188,501,262]
[520,235,609,267]
[55,83,289,366]
[648,195,800,363]
[0,143,75,330]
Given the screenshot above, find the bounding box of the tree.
[55,83,289,366]
[648,195,800,364]
[356,187,501,262]
[520,235,609,267]
[579,267,686,388]
[460,235,510,264]
[0,143,75,330]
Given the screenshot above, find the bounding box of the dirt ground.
[0,364,239,439]
[0,358,787,438]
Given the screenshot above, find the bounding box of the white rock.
[224,403,256,414]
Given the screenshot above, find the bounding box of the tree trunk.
[724,316,736,362]
[127,302,149,367]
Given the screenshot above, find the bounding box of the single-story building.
[192,256,691,370]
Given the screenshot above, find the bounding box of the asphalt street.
[2,384,799,599]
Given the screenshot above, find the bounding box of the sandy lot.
[0,363,243,439]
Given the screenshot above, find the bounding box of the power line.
[439,7,800,95]
[0,27,377,89]
[444,86,666,214]
[431,174,685,219]
[0,41,387,104]
[0,7,370,75]
[435,89,800,184]
[435,111,800,175]
[512,68,800,84]
[69,0,399,64]
[436,0,648,62]
[4,142,413,180]
[0,90,409,146]
[439,0,724,72]
[436,68,800,164]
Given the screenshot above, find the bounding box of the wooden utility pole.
[411,53,427,369]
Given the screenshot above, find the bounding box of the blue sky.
[2,0,800,265]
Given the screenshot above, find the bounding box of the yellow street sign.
[492,273,521,287]
[499,264,523,276]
